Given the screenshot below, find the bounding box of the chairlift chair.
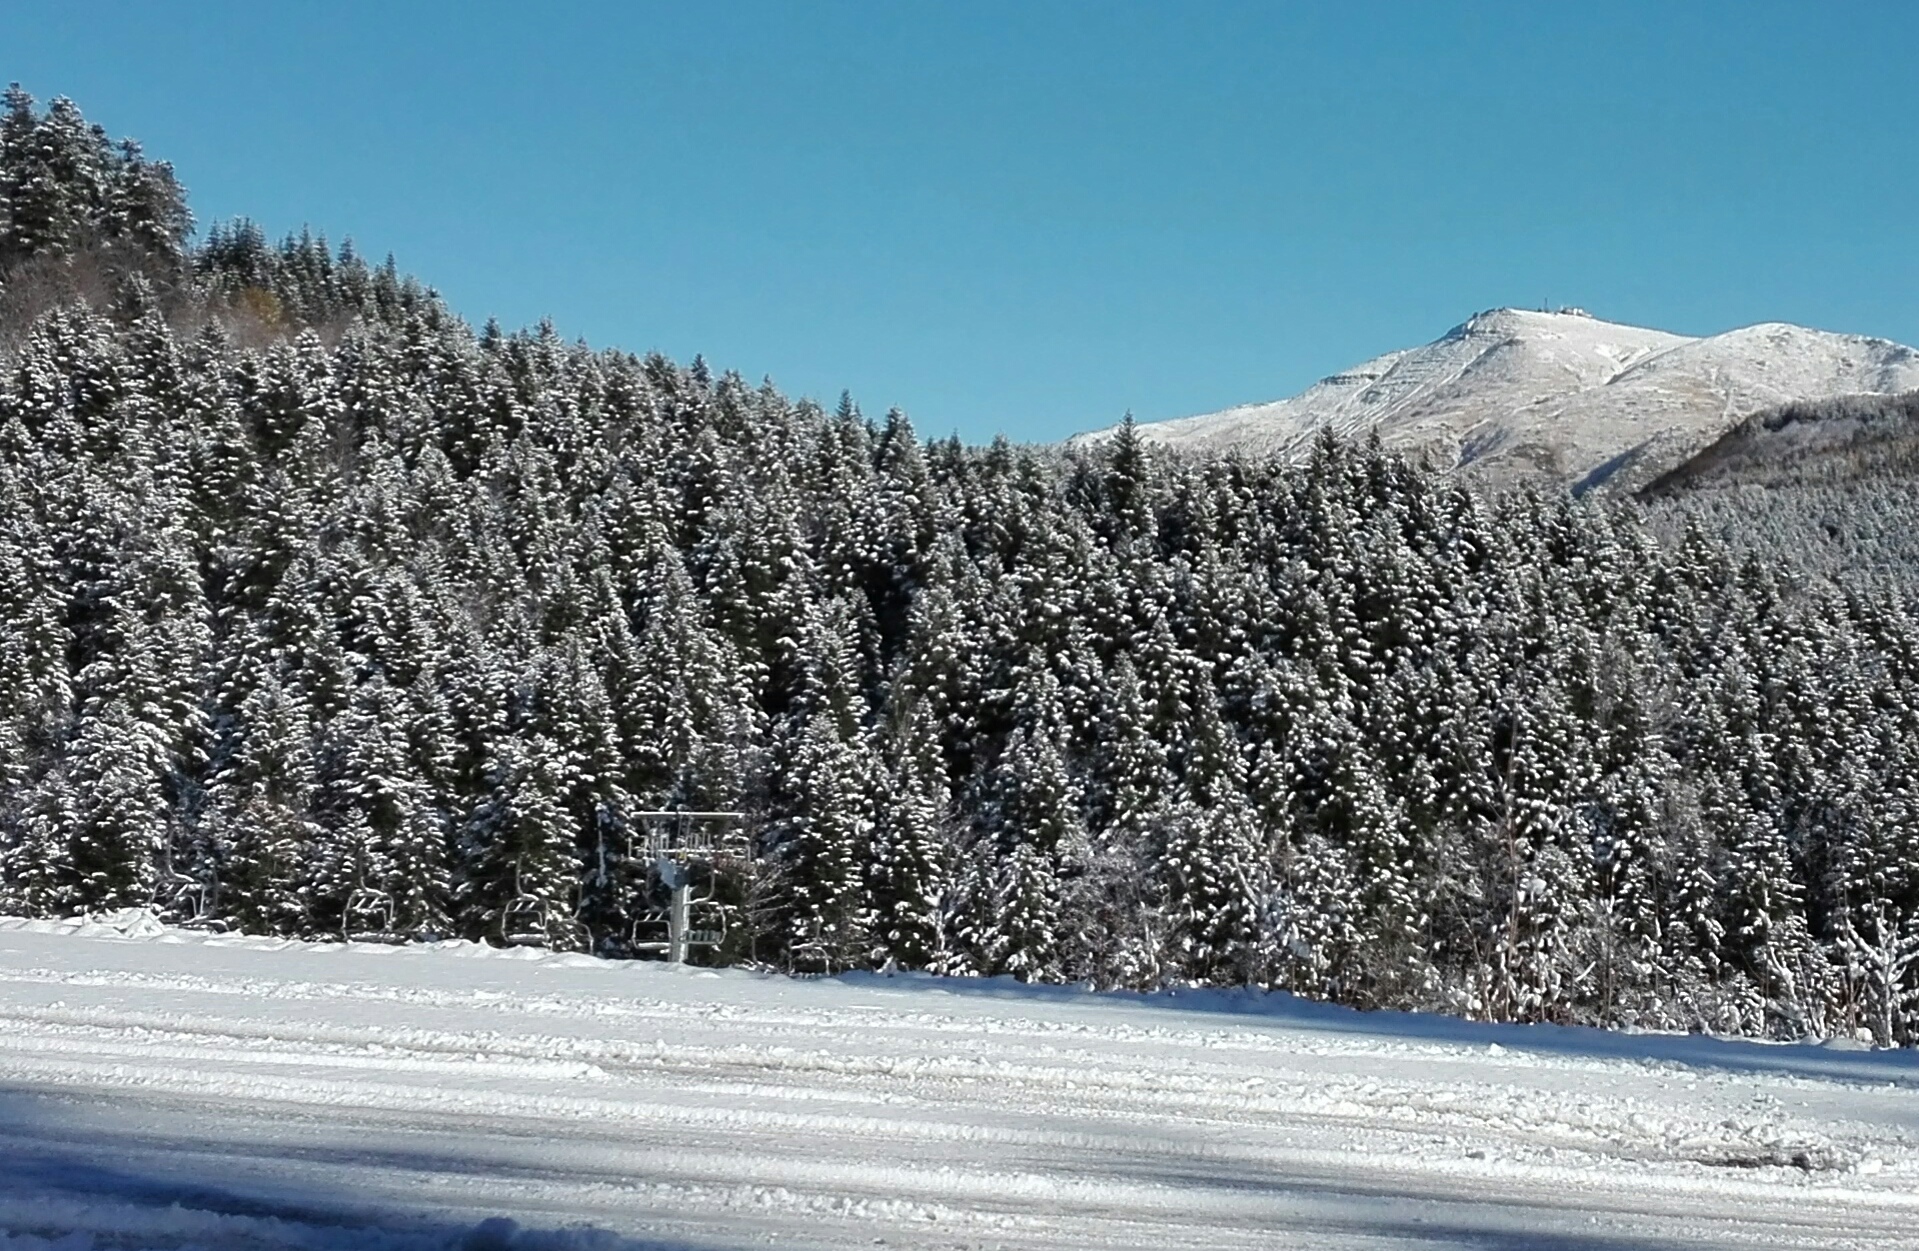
[672,857,731,947]
[496,856,555,948]
[498,869,592,951]
[683,886,732,949]
[628,904,673,955]
[498,898,588,951]
[157,868,229,933]
[499,893,552,947]
[343,887,405,944]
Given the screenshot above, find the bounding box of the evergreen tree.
[9,87,1919,1046]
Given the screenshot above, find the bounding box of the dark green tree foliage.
[0,86,191,280]
[0,88,431,344]
[11,95,1919,1047]
[868,695,953,970]
[6,289,1919,1042]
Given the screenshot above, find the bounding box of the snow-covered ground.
[2,913,1916,1250]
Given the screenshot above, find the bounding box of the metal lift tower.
[630,811,748,965]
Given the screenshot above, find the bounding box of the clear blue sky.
[11,2,1918,443]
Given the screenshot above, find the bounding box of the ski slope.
[2,913,1916,1250]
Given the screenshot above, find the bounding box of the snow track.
[2,915,1917,1249]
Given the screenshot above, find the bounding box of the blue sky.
[10,2,1918,443]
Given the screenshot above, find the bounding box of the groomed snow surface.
[1,914,1916,1250]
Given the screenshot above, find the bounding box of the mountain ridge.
[1079,308,1919,491]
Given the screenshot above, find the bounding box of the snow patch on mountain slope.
[2,912,1919,1248]
[1082,309,1919,490]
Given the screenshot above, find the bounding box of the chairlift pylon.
[627,810,748,964]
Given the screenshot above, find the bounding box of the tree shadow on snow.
[831,969,1919,1089]
[1076,1150,1783,1251]
[0,1087,739,1251]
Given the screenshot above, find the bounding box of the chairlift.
[498,856,553,947]
[343,887,406,944]
[498,866,590,951]
[625,878,729,947]
[634,855,732,960]
[628,904,673,955]
[157,867,229,933]
[622,810,750,963]
[682,871,732,949]
[499,894,552,947]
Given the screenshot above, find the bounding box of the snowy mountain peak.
[1082,310,1919,491]
[1447,306,1600,337]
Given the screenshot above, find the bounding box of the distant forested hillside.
[4,89,1919,1046]
[1641,392,1919,582]
[1645,391,1919,496]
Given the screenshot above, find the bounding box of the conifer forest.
[5,88,1919,1047]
